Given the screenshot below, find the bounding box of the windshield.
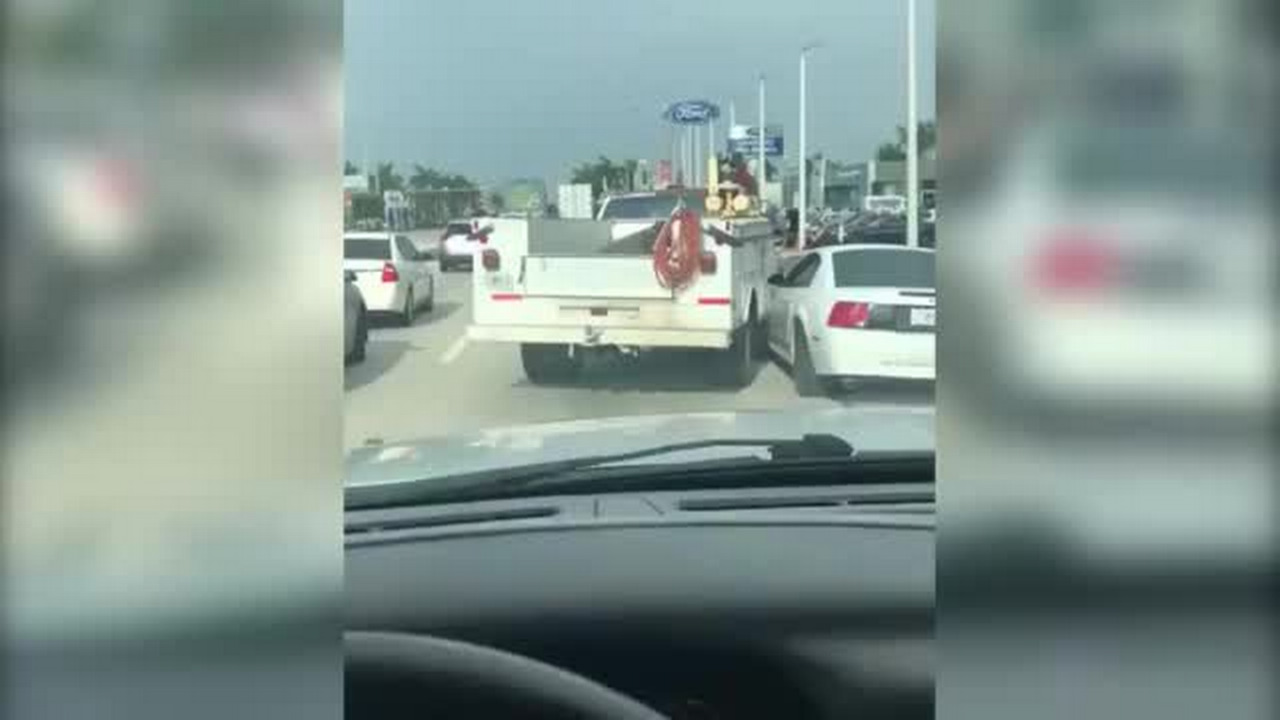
[866,197,906,213]
[833,250,935,288]
[342,3,937,499]
[599,193,704,220]
[1056,130,1261,199]
[344,237,391,260]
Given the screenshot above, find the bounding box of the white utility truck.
[467,189,778,386]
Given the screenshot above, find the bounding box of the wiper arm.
[347,434,856,508]
[541,432,855,468]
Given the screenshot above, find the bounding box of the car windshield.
[599,193,704,220]
[833,249,935,288]
[342,3,938,499]
[1056,127,1260,198]
[344,237,391,260]
[867,198,905,212]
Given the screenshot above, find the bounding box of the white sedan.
[439,220,485,272]
[766,245,936,396]
[343,232,438,326]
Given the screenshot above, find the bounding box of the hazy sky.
[345,0,935,186]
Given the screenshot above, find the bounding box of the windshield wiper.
[346,434,862,508]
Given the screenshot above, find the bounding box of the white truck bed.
[468,215,776,350]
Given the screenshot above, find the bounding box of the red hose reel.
[651,207,702,292]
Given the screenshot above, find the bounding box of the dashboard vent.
[678,491,932,513]
[345,506,559,535]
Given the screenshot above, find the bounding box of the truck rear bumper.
[468,324,732,349]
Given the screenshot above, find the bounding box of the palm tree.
[375,162,404,192]
[876,121,936,162]
[409,164,435,190]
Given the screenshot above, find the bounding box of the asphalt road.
[343,232,935,450]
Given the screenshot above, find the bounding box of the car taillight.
[699,251,717,274]
[381,262,399,283]
[482,249,500,271]
[93,156,139,211]
[1031,233,1117,293]
[827,301,871,328]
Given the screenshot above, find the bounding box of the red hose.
[652,207,702,292]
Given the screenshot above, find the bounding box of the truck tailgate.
[521,256,672,300]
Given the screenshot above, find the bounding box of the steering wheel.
[345,631,669,720]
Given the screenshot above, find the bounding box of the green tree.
[875,121,936,161]
[875,143,907,162]
[410,164,476,191]
[570,156,635,197]
[409,163,441,189]
[375,162,404,192]
[487,191,506,214]
[344,161,359,175]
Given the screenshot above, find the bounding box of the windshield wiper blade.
[347,434,856,508]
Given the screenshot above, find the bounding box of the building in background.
[780,150,937,212]
[495,178,548,216]
[866,150,937,198]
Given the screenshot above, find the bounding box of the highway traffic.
[343,229,934,450]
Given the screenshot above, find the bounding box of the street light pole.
[693,125,700,187]
[798,46,815,249]
[709,113,716,181]
[905,0,919,247]
[757,75,766,204]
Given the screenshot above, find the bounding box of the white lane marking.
[439,335,468,365]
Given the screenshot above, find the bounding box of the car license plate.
[909,308,936,327]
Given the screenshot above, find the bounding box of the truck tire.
[714,322,756,389]
[521,343,581,385]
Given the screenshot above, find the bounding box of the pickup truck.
[467,191,778,386]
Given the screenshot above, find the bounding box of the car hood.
[345,406,934,488]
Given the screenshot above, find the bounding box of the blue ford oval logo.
[666,100,719,125]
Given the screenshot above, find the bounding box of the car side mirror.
[344,270,357,283]
[767,273,785,286]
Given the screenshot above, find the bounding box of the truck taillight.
[827,301,871,328]
[699,251,717,274]
[482,249,500,271]
[381,262,399,283]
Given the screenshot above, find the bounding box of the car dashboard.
[345,484,934,719]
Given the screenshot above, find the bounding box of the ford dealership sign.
[664,100,720,125]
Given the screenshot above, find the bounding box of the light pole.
[757,75,766,204]
[696,124,706,185]
[798,44,819,249]
[905,0,919,247]
[709,111,716,182]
